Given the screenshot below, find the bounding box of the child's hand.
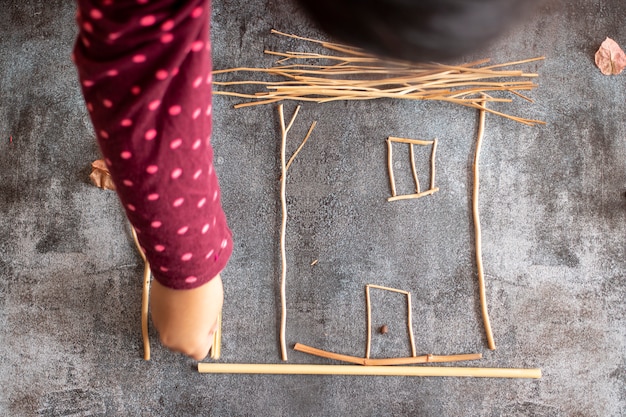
[149,275,223,360]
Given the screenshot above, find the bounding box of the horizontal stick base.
[198,363,541,379]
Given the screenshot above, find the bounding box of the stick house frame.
[386,137,439,202]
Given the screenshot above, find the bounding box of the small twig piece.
[430,138,438,191]
[409,144,420,193]
[198,363,542,379]
[473,101,496,350]
[294,343,482,366]
[386,138,397,197]
[131,226,151,361]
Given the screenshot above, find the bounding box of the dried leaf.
[89,159,116,190]
[595,37,626,75]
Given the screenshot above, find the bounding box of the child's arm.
[74,0,232,360]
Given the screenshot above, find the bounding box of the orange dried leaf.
[89,159,116,190]
[595,37,626,75]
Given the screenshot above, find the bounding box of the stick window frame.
[386,137,439,202]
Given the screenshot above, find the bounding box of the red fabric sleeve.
[73,0,232,289]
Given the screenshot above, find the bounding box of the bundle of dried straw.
[214,30,545,126]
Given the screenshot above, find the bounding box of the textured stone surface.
[0,0,624,415]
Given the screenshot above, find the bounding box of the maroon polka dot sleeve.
[73,0,233,290]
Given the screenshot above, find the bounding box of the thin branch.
[473,101,496,350]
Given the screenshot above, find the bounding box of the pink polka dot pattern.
[170,138,183,149]
[145,129,157,140]
[191,41,204,52]
[74,0,233,290]
[90,9,103,19]
[171,168,183,179]
[161,20,175,31]
[140,15,156,26]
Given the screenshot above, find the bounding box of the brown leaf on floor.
[89,159,116,190]
[595,37,626,75]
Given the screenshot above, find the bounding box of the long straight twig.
[278,104,290,361]
[198,363,542,379]
[278,104,316,361]
[473,101,496,350]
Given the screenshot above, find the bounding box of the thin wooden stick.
[388,137,434,146]
[366,284,410,295]
[197,363,542,379]
[387,188,439,202]
[430,138,438,191]
[210,312,222,360]
[386,138,397,197]
[473,101,496,350]
[130,226,151,361]
[365,285,372,359]
[294,343,482,366]
[409,144,421,193]
[406,292,417,357]
[278,104,289,361]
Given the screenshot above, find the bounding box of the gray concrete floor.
[1,0,625,416]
